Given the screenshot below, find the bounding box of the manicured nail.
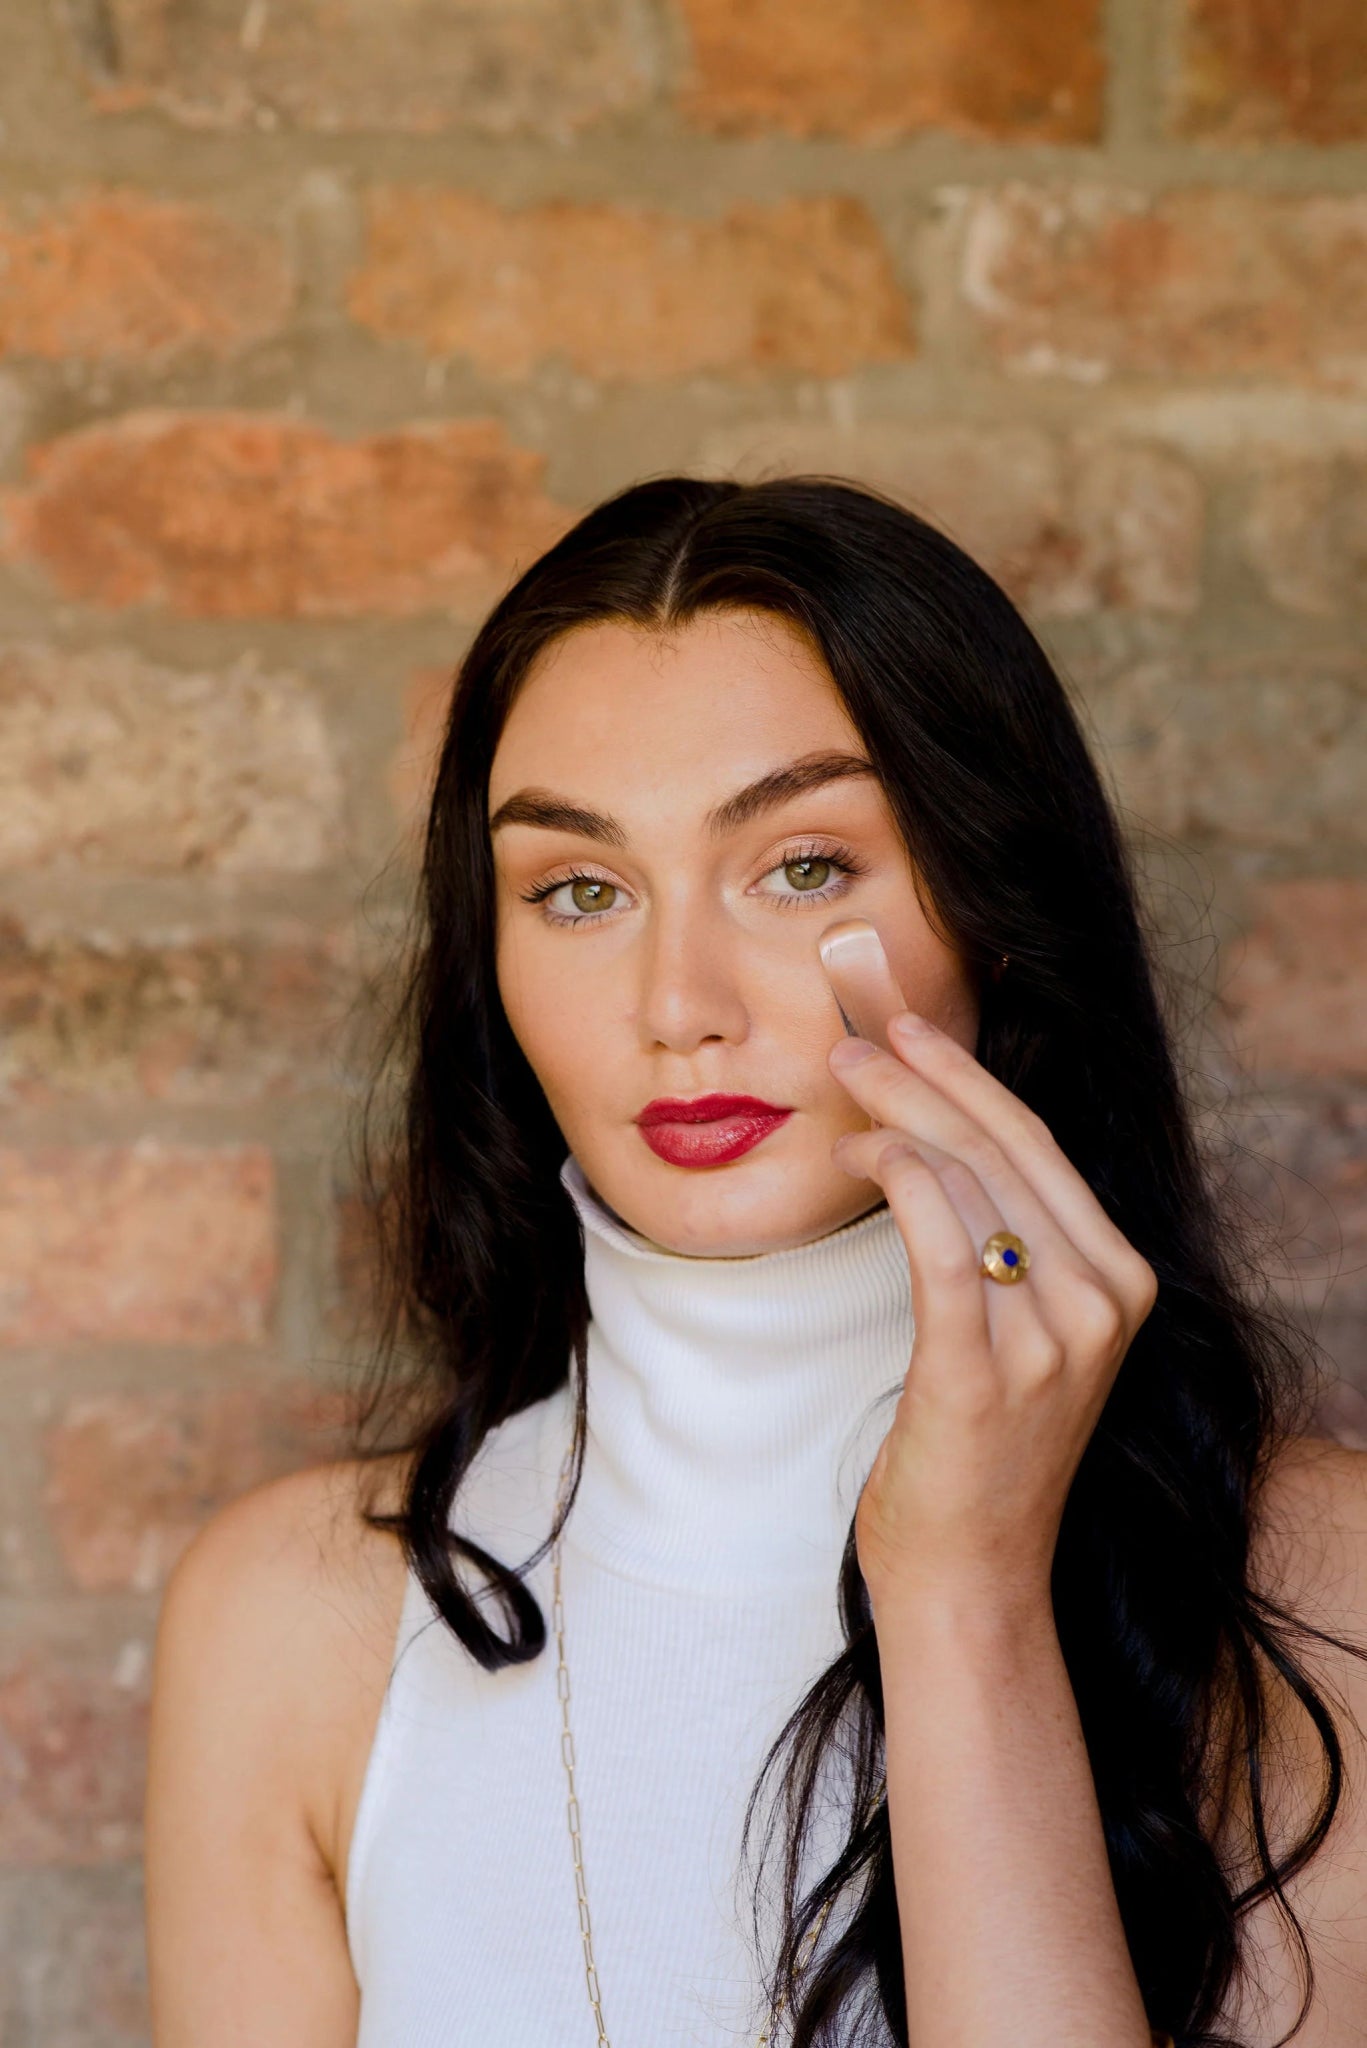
[830,1035,877,1065]
[891,1011,936,1040]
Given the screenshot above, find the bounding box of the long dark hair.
[347,474,1355,2045]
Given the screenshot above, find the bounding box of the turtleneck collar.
[555,1153,915,1594]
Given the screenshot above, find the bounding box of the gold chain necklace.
[549,1450,839,2047]
[549,1455,1180,2048]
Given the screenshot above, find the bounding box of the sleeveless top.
[345,1153,915,2046]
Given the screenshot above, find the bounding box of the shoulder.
[152,1451,414,1881]
[1212,1433,1367,2040]
[1253,1430,1367,1639]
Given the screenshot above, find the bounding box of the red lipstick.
[635,1093,793,1168]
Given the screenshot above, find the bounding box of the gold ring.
[980,1229,1030,1284]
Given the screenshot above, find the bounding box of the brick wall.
[1,1,1364,2037]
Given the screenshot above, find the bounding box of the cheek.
[497,924,611,1111]
[880,930,977,1043]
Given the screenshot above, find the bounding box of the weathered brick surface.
[0,1866,149,2046]
[959,187,1367,390]
[1232,1094,1367,1318]
[61,0,652,137]
[0,645,342,872]
[0,193,289,363]
[1090,655,1366,849]
[0,1630,152,1862]
[389,664,456,832]
[1173,0,1367,143]
[677,0,1104,141]
[348,192,915,379]
[1,0,1364,2000]
[42,1380,356,1593]
[1241,456,1367,616]
[0,413,570,617]
[699,423,1203,615]
[1219,882,1367,1081]
[0,918,357,1104]
[0,1145,277,1346]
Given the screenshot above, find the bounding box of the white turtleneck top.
[345,1153,915,2048]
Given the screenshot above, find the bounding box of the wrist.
[866,1569,1058,1664]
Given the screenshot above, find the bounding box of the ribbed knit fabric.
[346,1153,915,2048]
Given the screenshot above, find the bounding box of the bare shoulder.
[1215,1433,1367,2043]
[154,1448,414,1885]
[1254,1431,1367,1639]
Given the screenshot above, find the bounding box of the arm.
[873,1590,1152,2044]
[144,1460,400,2048]
[828,1014,1162,2047]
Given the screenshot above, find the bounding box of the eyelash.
[519,841,869,929]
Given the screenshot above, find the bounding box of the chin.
[612,1154,882,1260]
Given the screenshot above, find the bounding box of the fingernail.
[891,1011,936,1040]
[830,1036,877,1066]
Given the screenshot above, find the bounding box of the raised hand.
[827,1010,1158,1620]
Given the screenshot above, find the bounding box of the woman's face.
[490,608,981,1256]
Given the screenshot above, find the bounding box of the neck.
[558,1154,915,1594]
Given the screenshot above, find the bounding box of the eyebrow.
[489,749,878,847]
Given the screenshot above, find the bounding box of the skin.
[142,604,1367,2048]
[491,607,979,1258]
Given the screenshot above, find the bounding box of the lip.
[636,1093,794,1169]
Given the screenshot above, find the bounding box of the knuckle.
[1021,1103,1057,1147]
[878,1139,924,1178]
[1018,1330,1066,1384]
[957,1129,1006,1179]
[1126,1253,1160,1316]
[924,1240,980,1285]
[936,1157,981,1204]
[1069,1275,1125,1350]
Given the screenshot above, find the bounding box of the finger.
[831,1046,1096,1292]
[886,1018,1155,1306]
[832,1086,1131,1371]
[829,1034,1149,1315]
[865,1140,995,1392]
[836,1127,1046,1350]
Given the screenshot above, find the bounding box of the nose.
[635,897,750,1054]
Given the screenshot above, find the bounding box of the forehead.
[489,610,860,797]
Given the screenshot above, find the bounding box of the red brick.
[959,186,1367,391]
[1173,0,1367,142]
[348,190,915,379]
[0,644,341,872]
[0,1868,149,2044]
[0,1631,151,1862]
[0,412,570,618]
[42,1379,356,1593]
[1089,654,1366,849]
[699,421,1203,615]
[0,192,289,364]
[1241,456,1367,616]
[1219,881,1367,1081]
[62,0,651,136]
[677,0,1104,141]
[0,917,357,1105]
[0,1144,277,1346]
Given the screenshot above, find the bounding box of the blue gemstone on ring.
[1002,1248,1018,1266]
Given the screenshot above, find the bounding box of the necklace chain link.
[551,1453,1178,2048]
[551,1452,835,2048]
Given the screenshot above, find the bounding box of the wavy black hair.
[347,473,1357,2046]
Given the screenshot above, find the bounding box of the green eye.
[570,878,616,913]
[784,857,832,891]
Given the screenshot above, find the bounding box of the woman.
[144,476,1367,2047]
